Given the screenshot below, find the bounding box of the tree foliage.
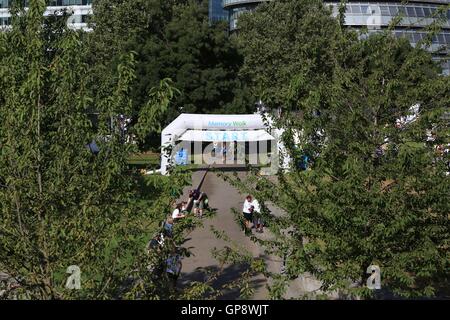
[235,0,450,299]
[88,0,253,150]
[0,1,189,299]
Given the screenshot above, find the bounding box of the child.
[172,202,186,220]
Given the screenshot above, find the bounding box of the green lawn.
[127,152,160,169]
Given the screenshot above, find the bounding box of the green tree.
[234,0,449,299]
[145,0,251,115]
[237,0,340,108]
[88,0,253,150]
[0,1,188,299]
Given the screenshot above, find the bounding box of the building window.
[0,0,8,9]
[406,7,416,17]
[415,7,425,18]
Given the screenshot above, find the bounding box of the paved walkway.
[177,168,318,300]
[177,169,270,299]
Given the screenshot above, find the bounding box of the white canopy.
[177,129,275,142]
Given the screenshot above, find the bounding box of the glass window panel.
[423,7,431,17]
[444,34,450,43]
[389,6,398,16]
[415,7,425,17]
[381,16,390,24]
[361,5,369,15]
[380,6,389,16]
[351,5,361,14]
[402,16,412,25]
[406,7,416,17]
[407,33,414,42]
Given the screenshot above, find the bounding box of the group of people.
[171,188,209,220]
[212,141,239,163]
[146,188,210,288]
[242,195,264,233]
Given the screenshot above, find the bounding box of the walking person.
[196,192,209,218]
[251,197,264,233]
[242,195,254,233]
[222,142,227,163]
[212,141,218,159]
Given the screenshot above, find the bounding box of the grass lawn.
[128,152,160,169]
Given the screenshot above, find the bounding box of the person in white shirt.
[172,202,186,220]
[242,195,254,231]
[251,198,260,213]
